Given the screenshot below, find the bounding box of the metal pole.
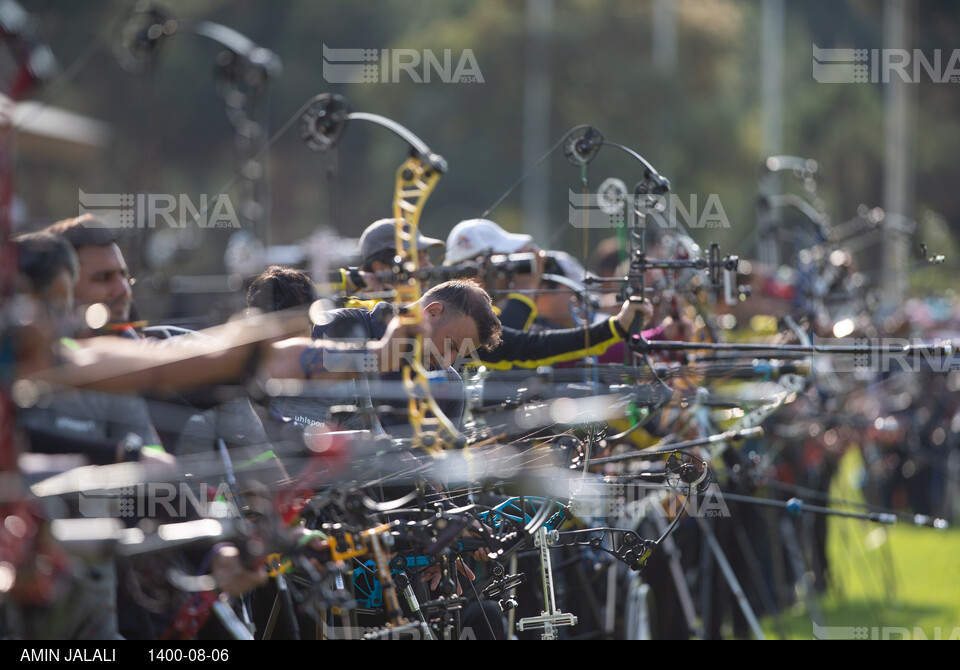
[881,0,913,308]
[761,0,784,158]
[652,505,702,637]
[522,0,553,244]
[778,516,823,626]
[695,516,766,640]
[758,0,785,269]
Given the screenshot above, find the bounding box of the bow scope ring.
[300,93,352,152]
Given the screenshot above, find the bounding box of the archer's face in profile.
[536,280,578,328]
[371,249,436,292]
[74,243,133,324]
[421,301,480,368]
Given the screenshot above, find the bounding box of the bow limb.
[299,94,459,452]
[391,149,463,452]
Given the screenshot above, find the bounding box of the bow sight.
[560,125,748,331]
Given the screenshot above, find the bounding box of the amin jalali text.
[20,648,116,662]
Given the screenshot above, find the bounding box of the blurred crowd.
[1,207,956,641]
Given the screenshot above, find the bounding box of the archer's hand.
[465,520,495,562]
[615,297,653,334]
[361,270,390,293]
[661,314,695,341]
[420,559,475,595]
[211,545,268,598]
[510,249,547,292]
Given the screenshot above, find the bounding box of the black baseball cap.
[358,218,444,263]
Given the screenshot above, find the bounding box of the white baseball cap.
[545,251,586,282]
[443,218,533,265]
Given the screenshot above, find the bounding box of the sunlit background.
[8,0,960,328]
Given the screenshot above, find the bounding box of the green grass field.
[760,450,960,640]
